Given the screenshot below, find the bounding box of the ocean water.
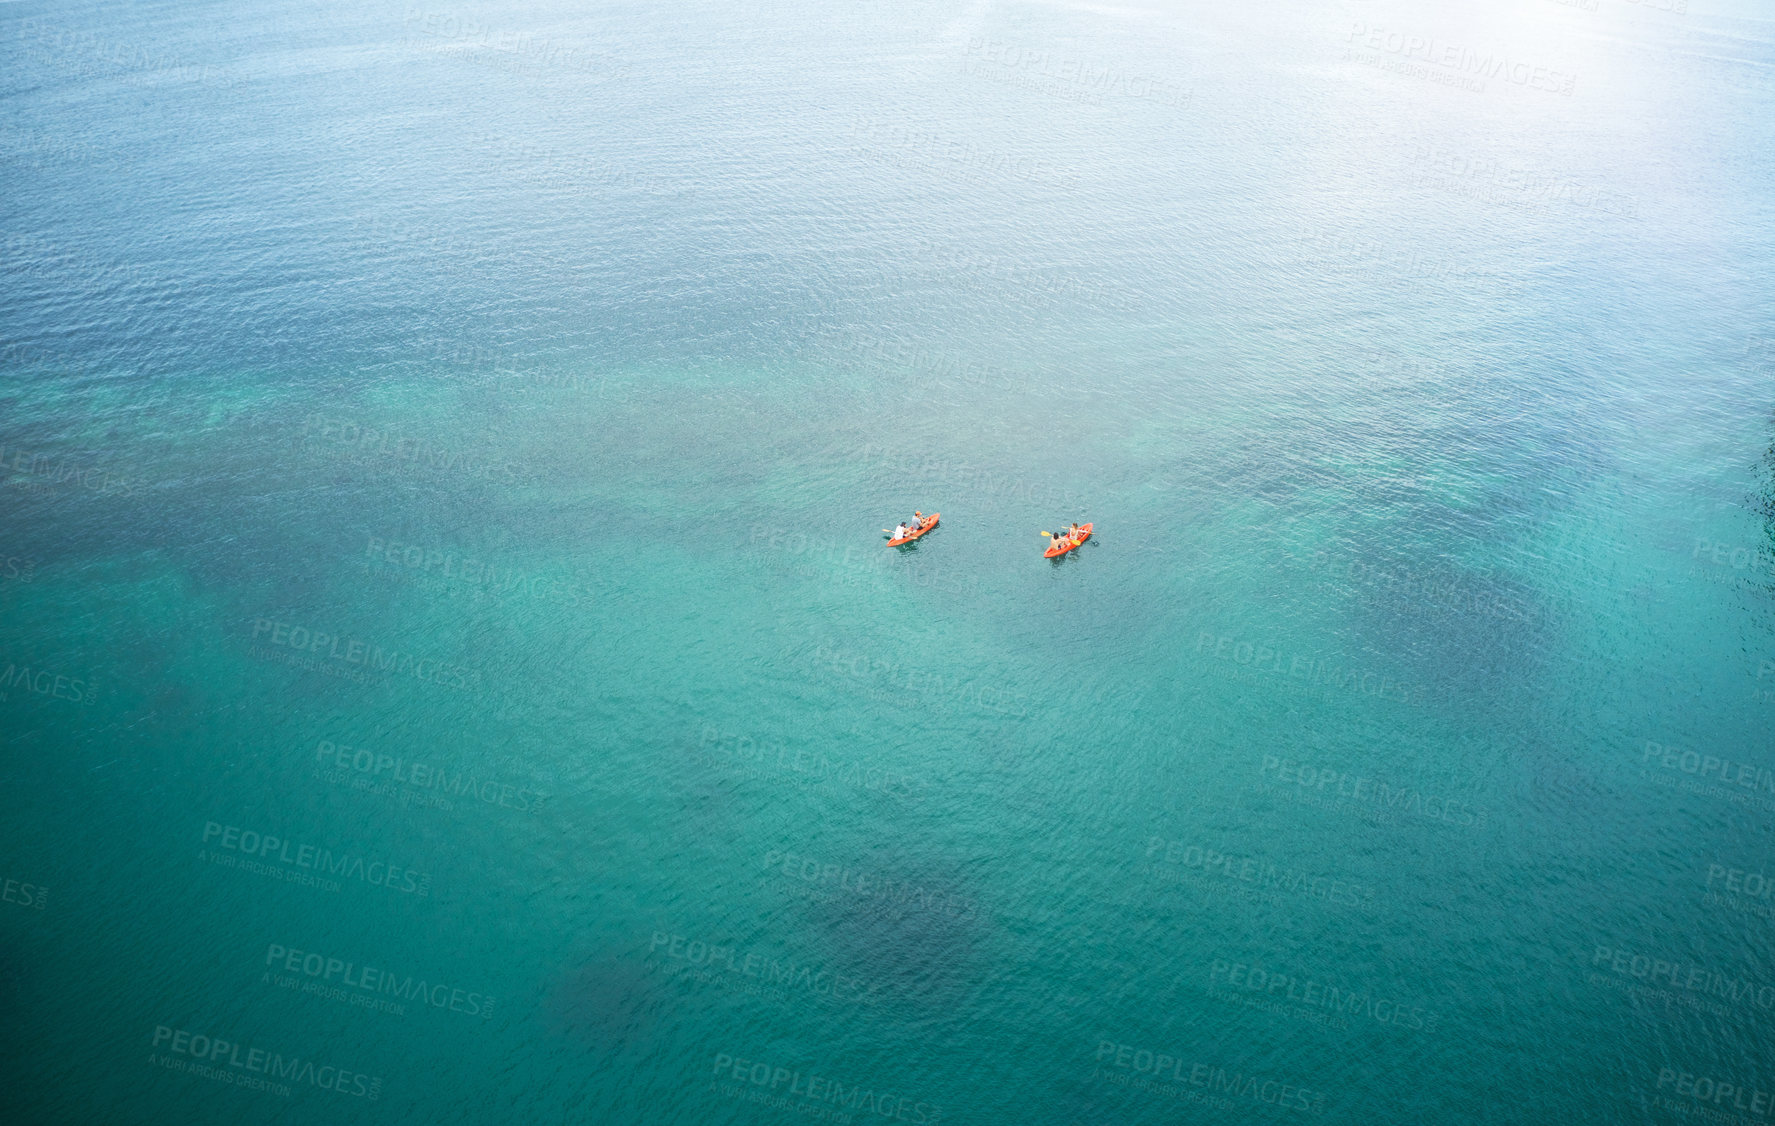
[3,0,1774,1121]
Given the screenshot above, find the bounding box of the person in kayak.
[912,511,925,530]
[892,523,910,540]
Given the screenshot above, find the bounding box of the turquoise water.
[4,0,1774,1121]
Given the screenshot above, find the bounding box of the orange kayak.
[1044,523,1092,558]
[887,514,939,546]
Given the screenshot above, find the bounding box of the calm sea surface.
[3,0,1774,1122]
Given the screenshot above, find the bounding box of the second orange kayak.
[1044,523,1092,558]
[887,514,939,546]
